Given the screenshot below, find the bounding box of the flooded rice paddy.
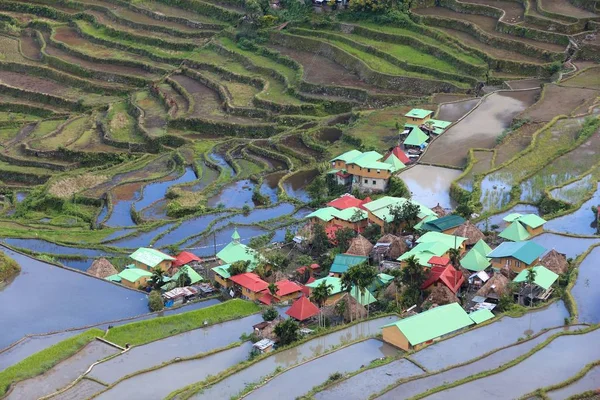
[409,301,569,371]
[530,233,600,259]
[479,171,513,213]
[135,167,197,212]
[571,247,600,324]
[314,359,423,400]
[545,184,600,236]
[195,317,395,399]
[1,238,118,258]
[399,165,461,209]
[282,169,317,202]
[209,152,235,177]
[207,179,256,208]
[6,340,118,400]
[551,174,596,204]
[0,247,148,348]
[183,225,268,256]
[435,98,479,122]
[546,365,600,400]
[106,223,176,249]
[88,313,263,383]
[244,339,398,400]
[422,329,600,400]
[0,331,79,371]
[50,378,106,400]
[377,327,573,400]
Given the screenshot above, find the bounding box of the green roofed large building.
[116,267,153,288]
[502,213,546,238]
[421,214,466,233]
[129,247,175,272]
[216,228,260,267]
[306,276,376,306]
[329,254,368,276]
[487,241,546,273]
[499,220,531,241]
[363,196,436,228]
[405,108,434,124]
[382,303,474,350]
[460,247,491,272]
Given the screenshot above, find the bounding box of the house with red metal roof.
[421,256,464,294]
[383,146,410,165]
[258,280,303,305]
[327,193,372,210]
[172,251,201,268]
[229,272,269,301]
[286,296,320,322]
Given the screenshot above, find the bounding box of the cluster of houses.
[401,108,451,151]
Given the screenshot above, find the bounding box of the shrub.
[262,307,279,321]
[274,318,299,345]
[0,251,20,282]
[148,290,164,312]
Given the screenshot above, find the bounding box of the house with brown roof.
[346,235,374,257]
[540,249,569,275]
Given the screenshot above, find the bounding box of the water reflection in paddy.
[108,223,176,249]
[551,174,595,204]
[435,98,479,122]
[184,225,268,257]
[399,165,461,209]
[2,238,117,258]
[545,184,600,236]
[135,167,196,211]
[530,233,599,259]
[547,365,600,400]
[153,212,229,248]
[282,169,317,202]
[260,171,285,203]
[207,179,256,209]
[476,204,540,231]
[572,247,600,324]
[209,152,235,177]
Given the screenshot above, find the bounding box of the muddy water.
[135,167,196,211]
[399,165,461,209]
[410,301,569,371]
[245,340,398,400]
[184,225,268,256]
[260,172,285,203]
[247,149,286,170]
[1,238,117,258]
[7,340,118,400]
[572,247,600,324]
[547,365,600,400]
[423,329,600,400]
[95,342,252,399]
[530,233,600,259]
[315,359,423,400]
[108,222,176,249]
[0,246,148,348]
[282,169,318,202]
[88,313,263,383]
[476,204,539,231]
[422,90,539,167]
[377,327,571,400]
[50,378,106,400]
[318,127,343,143]
[152,212,229,248]
[551,174,595,204]
[435,98,479,122]
[545,184,600,236]
[207,179,257,208]
[479,172,515,213]
[209,152,235,177]
[195,317,395,400]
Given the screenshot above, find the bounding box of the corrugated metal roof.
[129,247,175,268]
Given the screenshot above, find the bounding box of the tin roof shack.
[513,266,559,306]
[162,286,198,306]
[116,267,153,289]
[421,215,466,234]
[253,338,275,354]
[382,303,474,351]
[129,248,175,274]
[329,254,368,277]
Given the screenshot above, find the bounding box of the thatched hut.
[334,292,368,322]
[425,285,459,307]
[372,234,407,263]
[474,273,510,302]
[541,249,569,275]
[87,258,118,279]
[453,221,485,246]
[431,203,446,218]
[346,234,374,257]
[384,281,399,301]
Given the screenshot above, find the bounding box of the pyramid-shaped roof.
[460,248,491,272]
[472,239,493,257]
[499,221,531,242]
[384,146,410,164]
[404,126,429,147]
[286,296,320,321]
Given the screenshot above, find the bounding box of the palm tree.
[312,281,333,327]
[150,267,165,291]
[390,269,402,308]
[526,268,537,308]
[355,263,377,318]
[268,282,278,297]
[448,248,461,269]
[341,269,357,322]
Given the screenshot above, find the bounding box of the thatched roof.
[453,221,485,246]
[541,249,569,275]
[425,285,459,307]
[475,273,510,299]
[431,203,446,218]
[334,293,367,322]
[458,266,472,285]
[374,234,408,260]
[384,281,399,300]
[346,234,374,257]
[87,258,117,279]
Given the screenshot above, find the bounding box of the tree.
[526,268,537,308]
[388,201,420,234]
[311,223,330,256]
[399,256,426,309]
[274,318,299,346]
[362,223,382,242]
[455,203,473,219]
[265,250,289,273]
[306,175,328,203]
[150,267,165,291]
[268,282,278,296]
[335,227,356,253]
[148,290,164,312]
[312,280,333,327]
[262,307,278,321]
[353,262,377,317]
[340,267,357,322]
[448,248,461,269]
[389,268,402,308]
[229,260,250,276]
[387,176,410,198]
[176,270,191,288]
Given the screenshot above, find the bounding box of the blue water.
[1,238,119,258]
[108,223,176,249]
[135,167,196,211]
[96,204,109,225]
[104,190,141,228]
[209,152,235,177]
[0,246,148,348]
[102,228,137,243]
[207,179,256,209]
[184,225,268,256]
[153,212,230,248]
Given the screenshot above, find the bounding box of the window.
[372,180,376,185]
[364,179,368,184]
[377,169,381,174]
[367,168,371,172]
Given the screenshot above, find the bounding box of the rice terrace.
[0,0,599,398]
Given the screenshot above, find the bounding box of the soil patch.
[19,32,42,61]
[0,70,73,98]
[422,89,539,166]
[505,78,546,90]
[49,174,109,198]
[268,45,400,95]
[562,66,600,90]
[435,98,480,122]
[463,0,524,22]
[158,83,188,118]
[540,0,598,18]
[494,122,544,165]
[414,7,566,53]
[281,135,323,160]
[519,84,600,122]
[318,127,342,143]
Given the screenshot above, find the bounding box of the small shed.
[371,234,407,263]
[431,203,446,218]
[346,235,374,257]
[253,338,275,353]
[286,296,320,322]
[87,258,118,279]
[540,249,569,275]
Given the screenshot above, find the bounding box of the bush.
[148,290,164,312]
[262,307,279,321]
[0,251,20,283]
[274,318,299,346]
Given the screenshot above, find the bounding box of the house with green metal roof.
[306,276,376,306]
[460,247,491,272]
[513,266,558,290]
[363,196,436,229]
[398,241,453,267]
[216,229,260,267]
[472,239,493,258]
[499,220,531,241]
[117,267,153,289]
[469,309,495,324]
[306,207,338,223]
[404,108,434,124]
[424,119,452,135]
[421,214,466,234]
[487,241,546,273]
[414,214,438,230]
[403,126,429,148]
[329,253,368,276]
[305,206,369,234]
[417,232,467,251]
[382,302,474,350]
[129,247,175,273]
[171,265,203,285]
[503,213,546,237]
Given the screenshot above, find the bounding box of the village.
[84,108,570,356]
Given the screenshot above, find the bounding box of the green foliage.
[248,233,274,250]
[262,306,279,321]
[229,260,251,276]
[547,61,562,75]
[387,176,410,198]
[455,203,473,218]
[328,372,343,381]
[335,227,357,253]
[148,290,165,312]
[0,250,20,282]
[362,223,382,242]
[537,196,570,216]
[274,318,300,345]
[105,299,260,346]
[312,280,334,308]
[0,329,103,397]
[386,201,420,234]
[576,117,600,140]
[310,223,331,257]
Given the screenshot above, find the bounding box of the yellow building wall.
[278,292,300,303]
[491,257,538,273]
[525,225,544,236]
[133,260,172,273]
[346,164,392,180]
[331,217,368,232]
[333,160,348,170]
[122,275,150,289]
[382,326,411,351]
[407,115,431,125]
[241,287,262,301]
[215,275,231,288]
